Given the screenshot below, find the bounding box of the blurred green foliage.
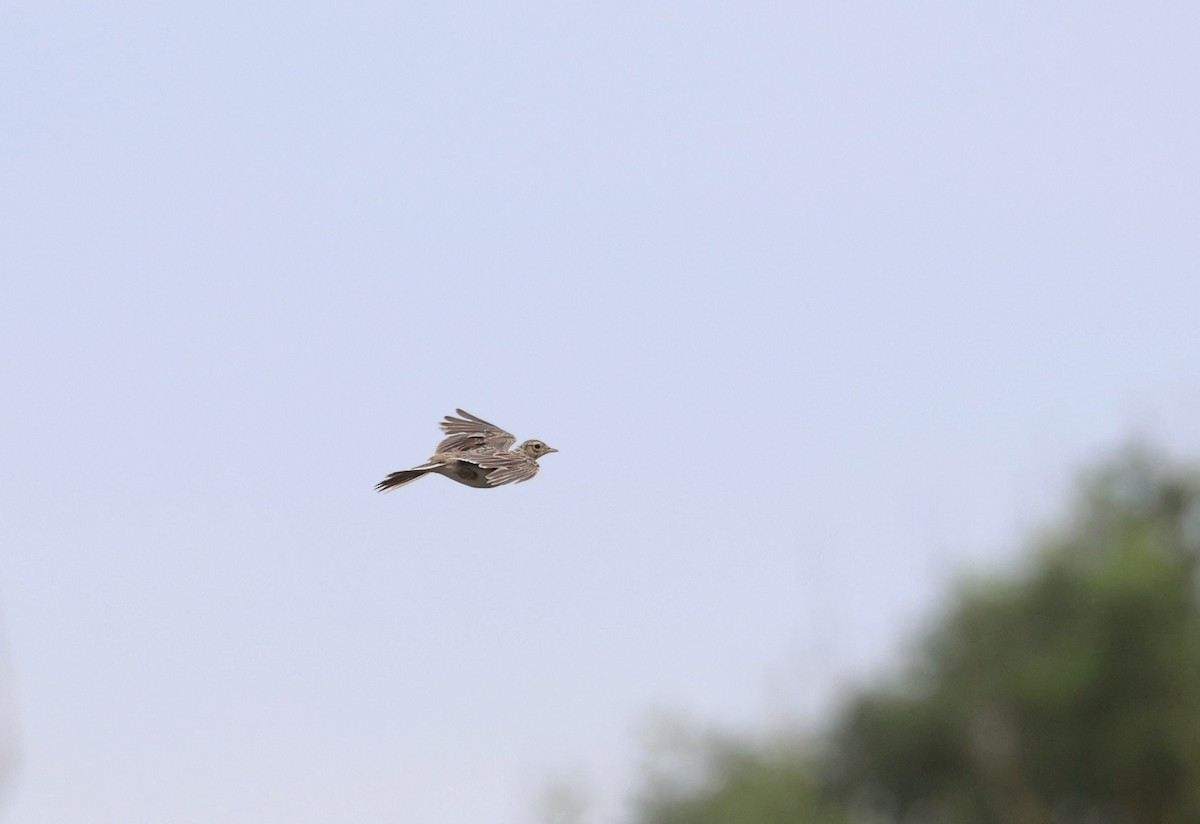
[635,728,851,824]
[632,447,1200,824]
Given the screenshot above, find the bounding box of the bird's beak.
[545,447,559,454]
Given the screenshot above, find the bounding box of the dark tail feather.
[375,469,428,492]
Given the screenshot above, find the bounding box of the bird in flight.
[376,409,558,492]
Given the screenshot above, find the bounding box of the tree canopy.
[633,447,1200,824]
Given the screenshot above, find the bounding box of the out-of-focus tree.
[626,446,1200,824]
[829,446,1200,824]
[633,721,851,824]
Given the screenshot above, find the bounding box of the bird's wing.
[473,452,541,485]
[436,409,517,453]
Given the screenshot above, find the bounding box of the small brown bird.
[376,409,558,492]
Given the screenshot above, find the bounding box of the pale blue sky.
[2,3,1199,822]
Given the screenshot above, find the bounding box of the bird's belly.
[438,460,494,489]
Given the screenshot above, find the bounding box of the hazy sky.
[2,3,1198,822]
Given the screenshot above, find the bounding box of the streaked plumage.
[376,409,557,492]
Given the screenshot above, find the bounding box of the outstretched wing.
[435,409,517,454]
[473,452,541,486]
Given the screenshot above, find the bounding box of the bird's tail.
[375,469,429,492]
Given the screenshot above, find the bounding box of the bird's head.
[518,440,558,460]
